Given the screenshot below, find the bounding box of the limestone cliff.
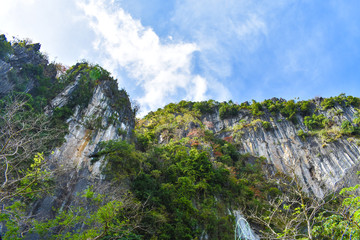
[0,40,48,97]
[49,79,135,175]
[2,35,360,239]
[200,101,360,198]
[29,64,136,226]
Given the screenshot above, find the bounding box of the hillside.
[1,34,360,239]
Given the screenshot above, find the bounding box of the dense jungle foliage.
[1,35,360,239]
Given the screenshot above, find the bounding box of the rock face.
[0,60,12,95]
[0,43,47,97]
[51,80,135,175]
[201,105,360,198]
[30,76,135,229]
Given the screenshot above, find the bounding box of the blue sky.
[1,0,359,115]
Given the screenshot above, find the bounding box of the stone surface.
[201,105,360,198]
[51,81,134,175]
[0,43,48,97]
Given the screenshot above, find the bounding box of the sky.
[1,0,360,115]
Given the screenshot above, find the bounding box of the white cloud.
[77,0,216,114]
[171,0,268,79]
[0,0,95,65]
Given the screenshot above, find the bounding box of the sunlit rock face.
[31,77,135,224]
[50,80,135,175]
[201,105,360,198]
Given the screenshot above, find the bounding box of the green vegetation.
[304,114,329,130]
[250,100,264,116]
[261,121,271,131]
[92,140,143,180]
[128,138,273,239]
[321,93,360,110]
[0,186,143,240]
[312,184,360,239]
[3,36,360,239]
[297,129,309,140]
[219,100,241,119]
[193,99,217,114]
[0,34,13,60]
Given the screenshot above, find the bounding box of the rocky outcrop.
[0,59,13,95]
[0,43,48,97]
[50,80,135,175]
[30,77,135,230]
[201,105,360,198]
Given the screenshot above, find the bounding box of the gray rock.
[202,105,360,198]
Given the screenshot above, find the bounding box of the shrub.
[321,98,336,110]
[92,140,143,180]
[262,121,271,131]
[299,101,311,116]
[193,100,217,114]
[0,34,13,60]
[341,120,354,135]
[219,101,240,119]
[280,100,298,123]
[250,100,264,116]
[297,129,309,140]
[304,114,329,130]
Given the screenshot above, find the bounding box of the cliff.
[140,98,360,198]
[30,63,136,224]
[201,102,360,198]
[1,35,360,239]
[0,36,48,97]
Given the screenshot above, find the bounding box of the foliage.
[0,34,13,60]
[297,129,309,141]
[0,153,53,239]
[0,94,66,202]
[193,100,218,114]
[341,120,355,135]
[261,121,271,131]
[129,129,276,239]
[250,100,263,116]
[1,187,143,239]
[321,94,360,109]
[304,114,329,130]
[219,100,241,119]
[279,100,298,123]
[261,98,312,123]
[92,140,143,180]
[321,98,336,110]
[312,184,360,239]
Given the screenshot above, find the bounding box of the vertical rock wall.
[202,106,360,198]
[51,83,134,175]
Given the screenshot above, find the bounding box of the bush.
[297,129,309,140]
[341,120,355,135]
[250,100,263,116]
[299,101,311,116]
[193,100,217,114]
[0,34,12,60]
[219,101,240,119]
[92,140,143,180]
[321,98,336,110]
[280,100,298,123]
[304,114,329,130]
[262,121,271,131]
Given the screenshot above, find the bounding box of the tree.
[0,34,12,60]
[0,93,63,202]
[312,183,360,239]
[247,160,335,239]
[0,94,145,239]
